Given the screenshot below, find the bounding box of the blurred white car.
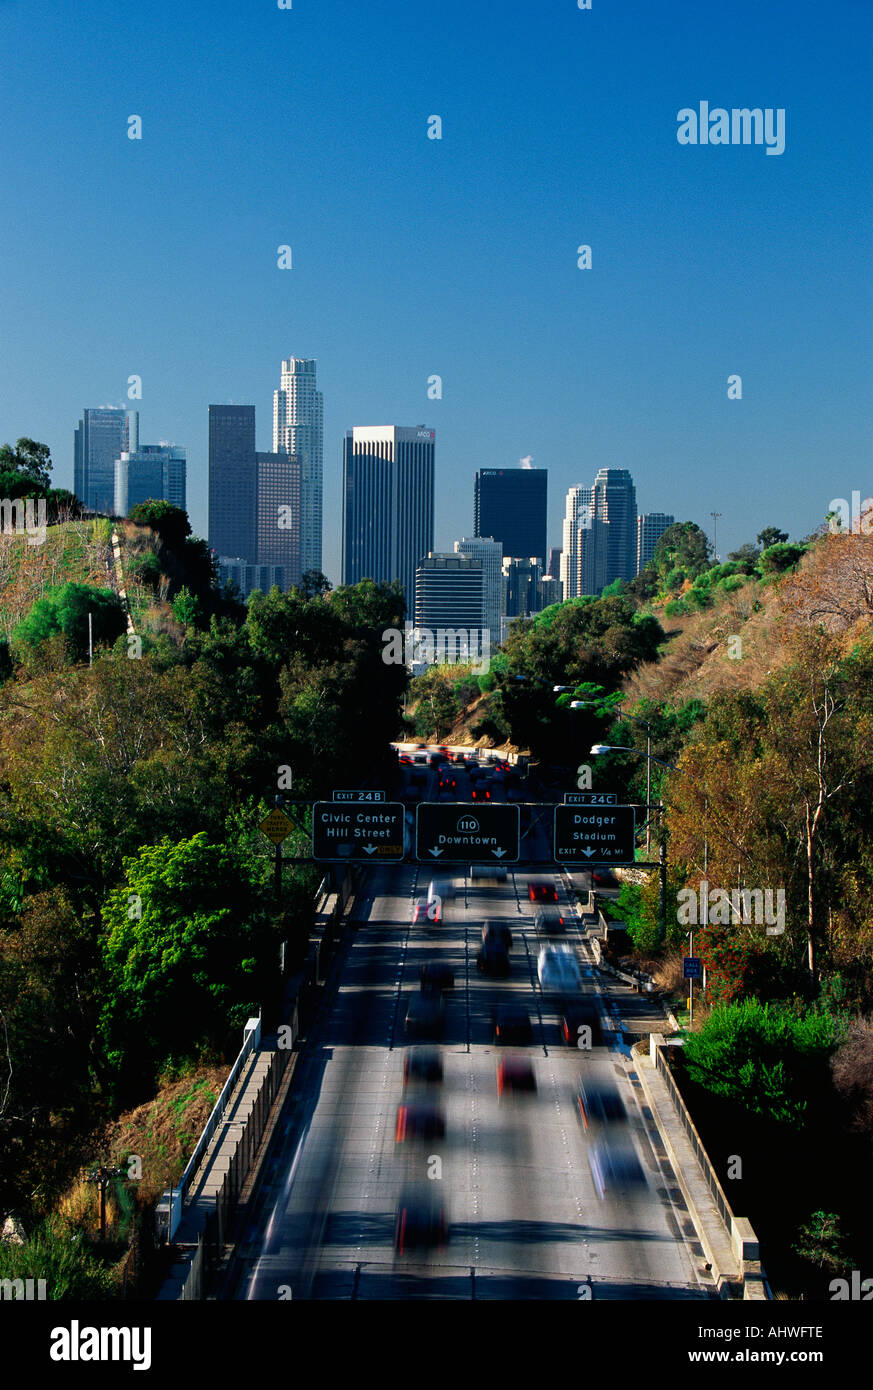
[537,944,582,994]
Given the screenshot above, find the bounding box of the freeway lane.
[232,864,714,1300]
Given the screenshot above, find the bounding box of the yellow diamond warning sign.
[260,809,294,844]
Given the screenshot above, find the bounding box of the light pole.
[570,701,653,855]
[589,744,679,945]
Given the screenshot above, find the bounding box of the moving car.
[575,1078,627,1130]
[412,896,440,924]
[476,940,510,977]
[497,1056,537,1096]
[561,1001,601,1048]
[471,785,492,801]
[537,944,582,994]
[481,921,512,950]
[533,904,567,935]
[405,991,445,1039]
[420,960,454,994]
[528,879,559,904]
[493,1003,532,1044]
[395,1102,446,1143]
[587,1140,646,1199]
[403,1046,443,1086]
[394,1188,449,1253]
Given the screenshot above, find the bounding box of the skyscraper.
[208,405,257,562]
[561,469,638,597]
[454,536,503,647]
[474,467,547,567]
[342,425,435,618]
[115,444,187,516]
[74,407,138,514]
[637,512,675,573]
[414,553,485,632]
[273,358,323,576]
[209,404,301,596]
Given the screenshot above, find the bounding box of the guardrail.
[654,1041,733,1233]
[162,1015,261,1240]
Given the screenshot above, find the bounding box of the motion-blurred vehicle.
[398,753,413,765]
[412,896,441,924]
[529,879,559,904]
[405,991,445,1039]
[587,1140,646,1199]
[394,1188,449,1253]
[476,939,510,977]
[395,1102,446,1143]
[592,869,617,887]
[420,960,454,994]
[403,1046,443,1086]
[561,1001,601,1047]
[533,904,567,935]
[493,1003,532,1044]
[576,1078,627,1130]
[481,921,512,950]
[537,944,582,994]
[497,1056,537,1096]
[428,754,443,769]
[471,785,492,801]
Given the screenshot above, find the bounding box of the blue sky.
[1,0,871,583]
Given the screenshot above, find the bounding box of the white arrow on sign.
[363,845,377,855]
[429,847,443,857]
[581,847,595,857]
[493,848,507,859]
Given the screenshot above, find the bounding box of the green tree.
[128,500,191,551]
[0,438,52,490]
[757,526,789,549]
[11,583,126,664]
[99,834,276,1099]
[652,521,712,585]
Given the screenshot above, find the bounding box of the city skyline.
[3,3,868,586]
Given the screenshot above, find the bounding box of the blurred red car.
[528,880,558,903]
[497,1057,537,1097]
[395,1102,446,1143]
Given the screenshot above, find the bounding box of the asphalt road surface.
[232,862,713,1301]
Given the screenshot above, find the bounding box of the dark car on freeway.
[528,879,559,904]
[493,1003,533,1044]
[395,1102,446,1143]
[497,1056,537,1097]
[534,904,568,935]
[471,784,492,801]
[576,1078,628,1131]
[403,1046,443,1086]
[420,960,454,994]
[476,939,510,977]
[394,1188,449,1253]
[561,1000,601,1048]
[481,920,512,950]
[412,896,441,925]
[405,991,445,1039]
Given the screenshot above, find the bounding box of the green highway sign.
[312,801,405,861]
[415,803,520,863]
[553,804,636,863]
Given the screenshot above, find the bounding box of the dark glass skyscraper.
[473,467,547,566]
[208,405,257,562]
[74,407,138,514]
[342,426,435,617]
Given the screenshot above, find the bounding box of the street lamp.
[572,702,654,855]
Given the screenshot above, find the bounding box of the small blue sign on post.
[683,956,702,980]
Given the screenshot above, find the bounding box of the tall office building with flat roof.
[414,552,485,632]
[474,466,547,567]
[273,357,323,576]
[454,536,503,647]
[74,407,139,514]
[561,469,638,597]
[342,425,435,618]
[209,404,301,596]
[637,512,675,573]
[115,444,186,516]
[209,404,257,562]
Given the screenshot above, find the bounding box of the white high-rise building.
[560,484,591,599]
[454,536,503,647]
[273,357,324,576]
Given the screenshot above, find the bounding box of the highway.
[231,761,715,1299]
